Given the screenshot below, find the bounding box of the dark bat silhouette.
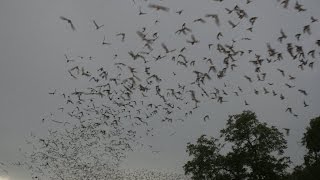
[60,16,76,31]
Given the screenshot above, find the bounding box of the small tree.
[184,135,226,180]
[302,116,320,167]
[288,116,320,180]
[184,110,290,180]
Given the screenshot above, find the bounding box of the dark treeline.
[183,110,320,180]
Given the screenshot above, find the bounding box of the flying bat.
[60,16,76,31]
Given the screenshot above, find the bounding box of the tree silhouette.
[302,116,320,167]
[184,111,290,180]
[288,116,320,180]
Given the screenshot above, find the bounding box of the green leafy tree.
[184,110,290,180]
[184,135,226,180]
[302,116,320,167]
[288,116,320,180]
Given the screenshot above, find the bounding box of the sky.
[0,0,320,179]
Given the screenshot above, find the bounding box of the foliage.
[184,135,225,180]
[302,116,320,166]
[184,110,290,180]
[287,116,320,180]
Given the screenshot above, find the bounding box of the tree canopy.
[288,116,320,180]
[302,116,320,166]
[184,110,290,180]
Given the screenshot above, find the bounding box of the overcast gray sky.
[1,0,320,179]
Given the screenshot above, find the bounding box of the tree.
[184,110,290,180]
[184,135,226,180]
[288,116,320,180]
[302,116,320,167]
